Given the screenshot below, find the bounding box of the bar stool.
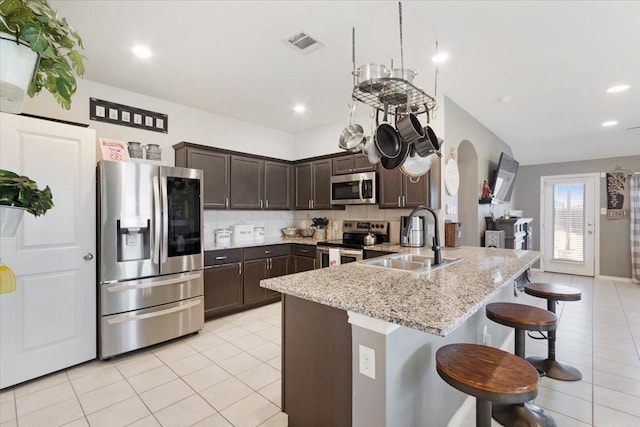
[486,302,558,426]
[525,282,583,381]
[436,343,540,427]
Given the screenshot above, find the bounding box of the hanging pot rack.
[350,2,437,119]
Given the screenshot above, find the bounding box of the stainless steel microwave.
[330,171,377,205]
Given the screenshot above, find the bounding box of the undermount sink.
[362,253,462,272]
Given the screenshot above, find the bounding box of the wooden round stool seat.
[524,282,583,381]
[436,343,540,427]
[485,302,558,427]
[525,283,581,303]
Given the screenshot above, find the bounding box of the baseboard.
[597,275,633,282]
[446,331,515,427]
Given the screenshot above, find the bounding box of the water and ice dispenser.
[116,217,151,261]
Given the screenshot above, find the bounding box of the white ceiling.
[51,0,640,165]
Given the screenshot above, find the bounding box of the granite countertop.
[260,246,541,337]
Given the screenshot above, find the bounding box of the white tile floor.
[1,271,639,426]
[459,272,640,427]
[0,302,285,427]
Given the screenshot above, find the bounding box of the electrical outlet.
[359,345,375,379]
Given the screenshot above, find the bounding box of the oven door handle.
[359,177,364,200]
[339,249,364,257]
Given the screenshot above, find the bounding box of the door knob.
[83,253,94,261]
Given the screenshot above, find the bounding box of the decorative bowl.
[281,227,299,237]
[299,228,316,238]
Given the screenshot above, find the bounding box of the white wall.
[22,79,296,163]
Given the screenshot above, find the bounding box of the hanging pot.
[339,103,365,152]
[362,136,382,165]
[396,113,425,145]
[380,136,410,170]
[375,105,401,159]
[400,148,433,179]
[0,32,39,114]
[414,125,441,157]
[354,63,389,93]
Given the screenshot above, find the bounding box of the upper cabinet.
[175,144,230,209]
[174,143,291,210]
[378,162,440,209]
[332,153,375,175]
[295,159,332,210]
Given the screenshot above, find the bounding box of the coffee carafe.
[400,215,425,247]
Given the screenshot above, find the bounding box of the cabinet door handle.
[265,199,269,208]
[260,199,263,209]
[300,249,308,253]
[215,256,228,260]
[238,262,242,275]
[311,200,315,209]
[225,197,229,208]
[264,250,272,254]
[308,200,311,209]
[398,196,401,207]
[402,195,406,207]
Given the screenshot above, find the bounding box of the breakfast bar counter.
[261,246,541,427]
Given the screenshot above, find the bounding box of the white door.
[0,113,96,388]
[541,174,598,276]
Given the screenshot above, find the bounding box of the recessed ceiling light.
[601,120,618,127]
[293,105,306,113]
[498,96,512,103]
[132,45,152,59]
[432,52,449,63]
[606,84,630,93]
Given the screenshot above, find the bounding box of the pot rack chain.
[350,1,436,119]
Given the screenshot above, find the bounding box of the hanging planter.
[0,0,86,112]
[0,205,25,237]
[0,169,54,236]
[0,32,39,114]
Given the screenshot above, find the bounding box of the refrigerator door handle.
[160,174,169,264]
[106,298,202,324]
[152,176,161,265]
[105,272,202,293]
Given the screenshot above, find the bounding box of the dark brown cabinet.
[230,155,263,209]
[264,161,292,209]
[203,249,243,317]
[291,244,317,273]
[332,153,374,175]
[378,165,437,209]
[230,155,292,210]
[243,245,290,305]
[175,145,230,209]
[295,159,332,209]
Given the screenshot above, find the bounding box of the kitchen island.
[261,246,541,427]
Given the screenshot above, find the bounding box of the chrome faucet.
[404,205,442,265]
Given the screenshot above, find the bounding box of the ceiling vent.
[285,31,324,54]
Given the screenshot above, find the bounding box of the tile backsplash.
[203,205,442,249]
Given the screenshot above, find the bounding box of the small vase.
[315,229,326,240]
[0,205,26,237]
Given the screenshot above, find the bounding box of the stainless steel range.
[316,220,390,268]
[97,161,205,359]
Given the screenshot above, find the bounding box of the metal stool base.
[526,356,582,381]
[493,402,557,427]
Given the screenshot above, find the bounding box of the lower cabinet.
[292,244,317,273]
[205,245,291,318]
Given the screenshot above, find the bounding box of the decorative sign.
[90,98,168,133]
[606,171,630,219]
[99,138,130,162]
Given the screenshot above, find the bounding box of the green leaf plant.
[0,169,54,216]
[0,0,85,109]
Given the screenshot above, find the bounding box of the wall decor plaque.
[90,98,168,133]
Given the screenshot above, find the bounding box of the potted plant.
[312,217,329,240]
[0,0,85,112]
[0,169,54,236]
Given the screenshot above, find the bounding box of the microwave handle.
[359,177,364,200]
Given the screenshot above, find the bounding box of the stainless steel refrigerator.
[97,160,204,359]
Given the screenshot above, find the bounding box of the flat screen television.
[490,152,519,202]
